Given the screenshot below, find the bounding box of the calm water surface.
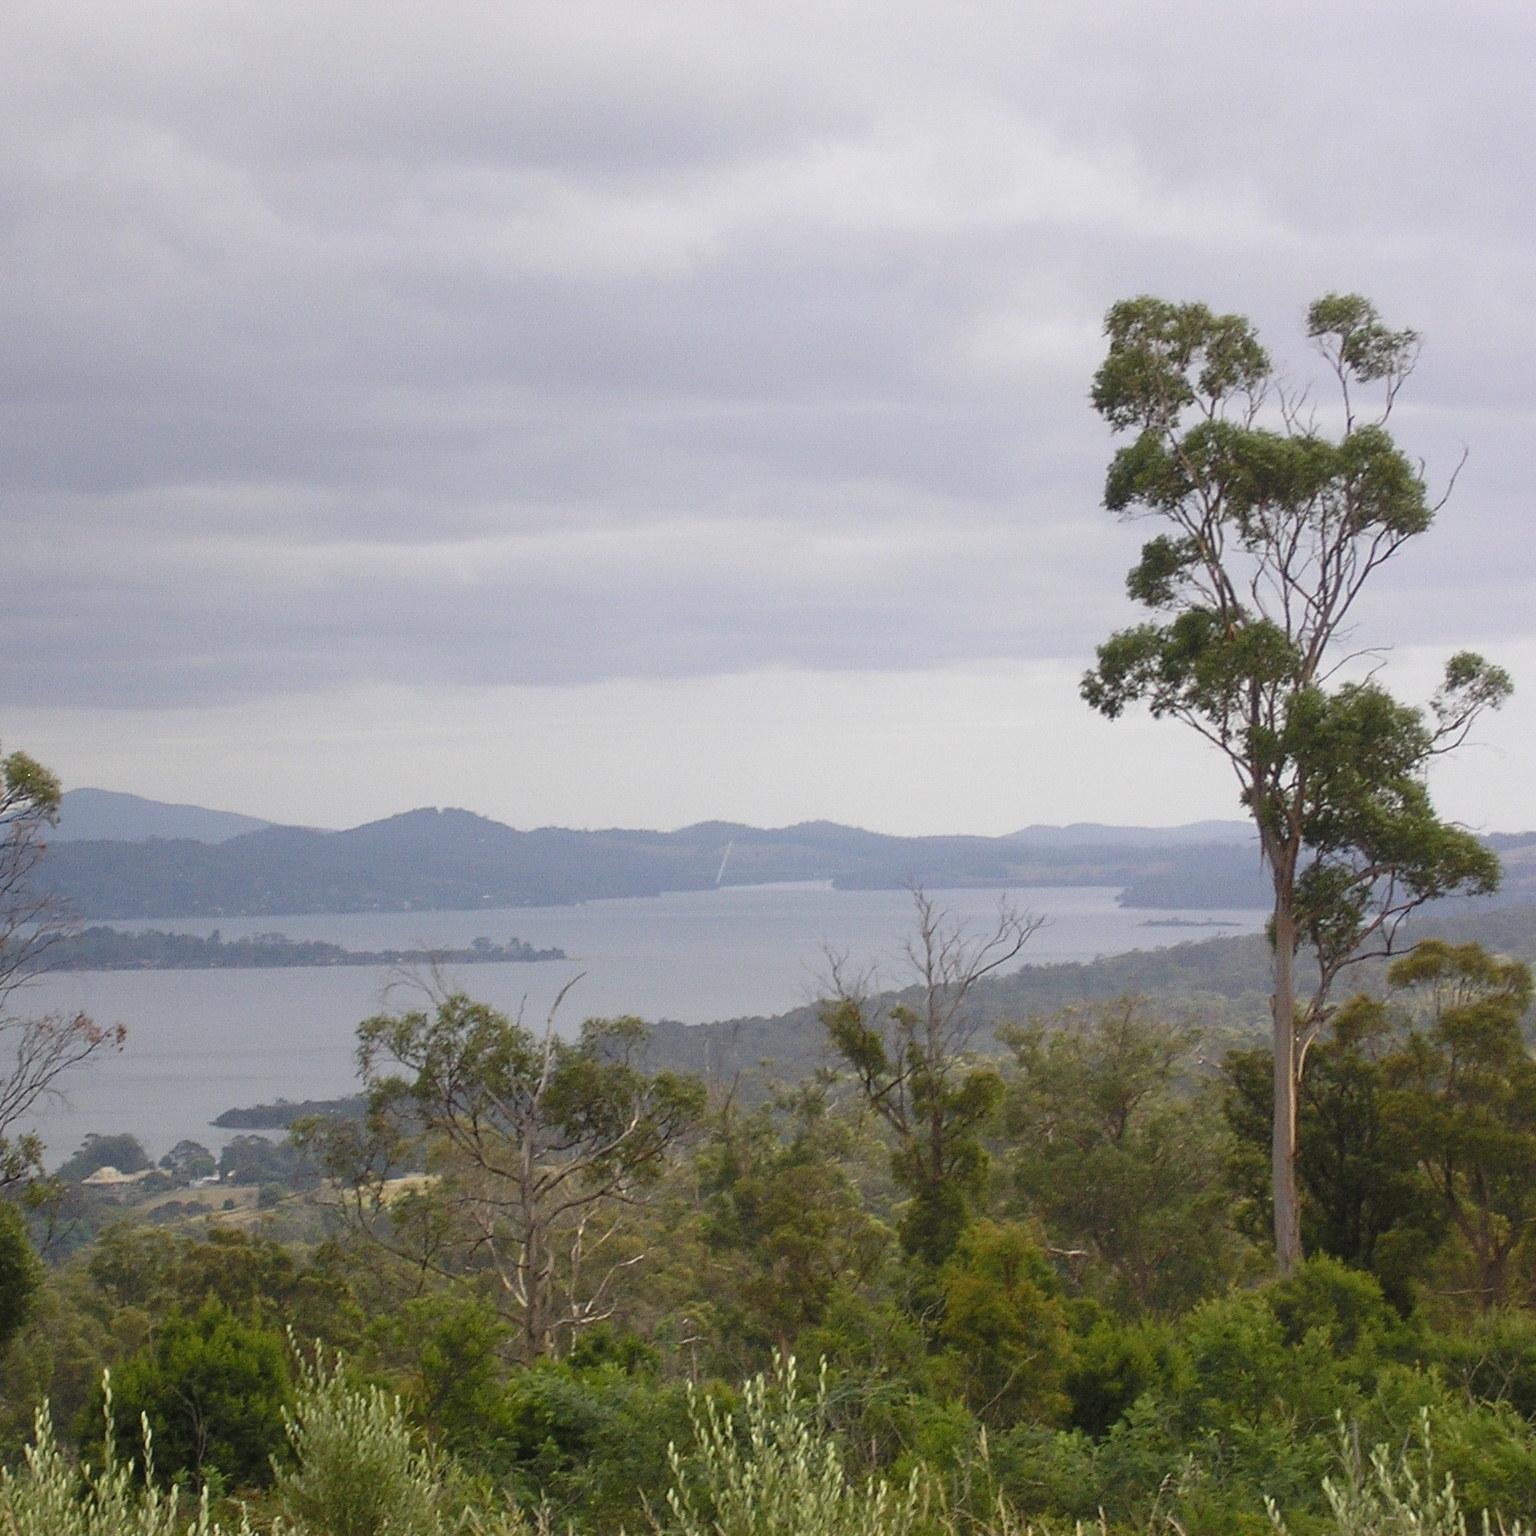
[18,883,1262,1161]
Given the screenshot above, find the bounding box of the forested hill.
[641,897,1536,1086]
[51,788,274,844]
[37,805,1536,919]
[39,806,1261,918]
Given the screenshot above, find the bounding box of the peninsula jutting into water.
[47,926,567,971]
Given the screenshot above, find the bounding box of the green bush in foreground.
[2,1351,1532,1536]
[1270,1413,1532,1536]
[665,1356,924,1536]
[275,1350,479,1536]
[0,1391,257,1536]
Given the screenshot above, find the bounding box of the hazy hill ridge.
[642,897,1536,1086]
[52,788,275,844]
[34,794,1536,920]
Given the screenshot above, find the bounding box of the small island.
[212,1094,367,1129]
[49,926,568,971]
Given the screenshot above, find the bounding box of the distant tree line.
[47,927,566,971]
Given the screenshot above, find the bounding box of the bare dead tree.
[309,981,705,1362]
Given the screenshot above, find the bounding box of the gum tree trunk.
[1271,896,1302,1275]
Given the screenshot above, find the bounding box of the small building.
[80,1165,156,1200]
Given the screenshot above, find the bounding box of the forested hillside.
[642,897,1536,1085]
[38,808,1269,916]
[12,903,1536,1535]
[41,802,1536,918]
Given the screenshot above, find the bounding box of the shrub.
[1063,1312,1176,1437]
[276,1349,516,1536]
[1271,1413,1532,1536]
[0,1199,42,1352]
[933,1222,1071,1427]
[1428,1308,1536,1419]
[57,1134,151,1183]
[1267,1255,1409,1360]
[665,1356,924,1536]
[0,1391,258,1536]
[497,1356,691,1528]
[95,1302,290,1489]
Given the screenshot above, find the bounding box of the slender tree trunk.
[521,1278,540,1363]
[1271,899,1303,1275]
[521,1224,546,1363]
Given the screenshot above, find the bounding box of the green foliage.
[1082,397,1505,956]
[1427,1308,1536,1420]
[0,1358,531,1536]
[49,927,564,972]
[0,1395,258,1536]
[0,1262,115,1452]
[666,1356,924,1536]
[1172,1287,1354,1436]
[83,1226,358,1346]
[95,1302,291,1490]
[1005,1000,1246,1312]
[819,896,1038,1267]
[1381,944,1536,1310]
[1368,1367,1536,1518]
[1080,291,1512,1271]
[159,1141,217,1182]
[0,1199,42,1353]
[821,994,1001,1267]
[369,1293,515,1471]
[494,1354,691,1527]
[217,1134,317,1191]
[274,1348,527,1536]
[22,898,1536,1535]
[697,1090,892,1349]
[10,1307,1536,1536]
[354,999,706,1187]
[373,1295,689,1527]
[1062,1308,1176,1438]
[56,1134,151,1183]
[795,1290,931,1403]
[0,743,124,1195]
[1271,1413,1532,1536]
[933,1222,1071,1427]
[324,991,705,1361]
[1225,1003,1440,1305]
[0,750,60,820]
[1266,1255,1411,1358]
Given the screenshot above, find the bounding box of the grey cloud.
[3,0,1535,713]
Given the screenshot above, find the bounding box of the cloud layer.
[4,1,1533,825]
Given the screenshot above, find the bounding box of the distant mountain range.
[1004,820,1255,849]
[53,789,276,844]
[33,790,1536,920]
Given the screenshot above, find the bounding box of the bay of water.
[16,883,1262,1162]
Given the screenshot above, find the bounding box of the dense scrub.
[1,1348,1529,1535]
[9,938,1536,1534]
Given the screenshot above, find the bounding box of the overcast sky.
[4,0,1533,834]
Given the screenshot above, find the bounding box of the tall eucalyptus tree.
[1081,294,1510,1272]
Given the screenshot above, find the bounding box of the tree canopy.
[1081,294,1511,1271]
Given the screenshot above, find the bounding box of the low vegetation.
[7,929,1536,1533]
